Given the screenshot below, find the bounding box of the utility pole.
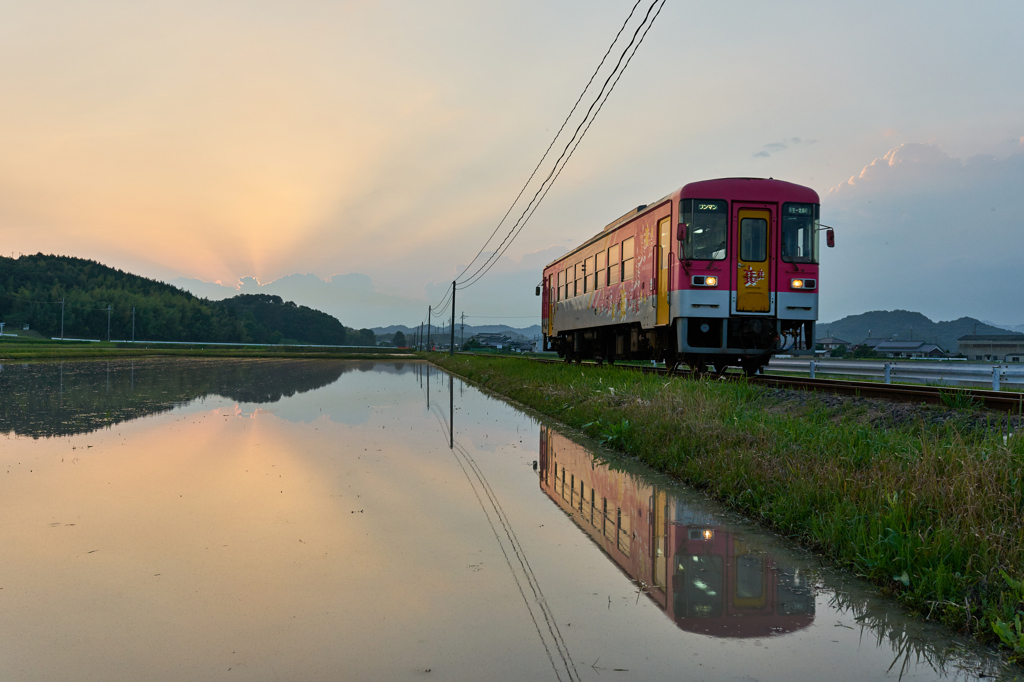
[132,307,136,342]
[60,298,65,340]
[418,321,423,351]
[106,305,111,342]
[450,281,455,357]
[461,312,465,349]
[427,306,431,351]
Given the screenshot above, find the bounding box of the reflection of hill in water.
[0,358,410,438]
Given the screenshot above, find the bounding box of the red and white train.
[540,177,832,374]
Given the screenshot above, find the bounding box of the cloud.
[171,271,425,329]
[168,243,566,328]
[821,143,1024,323]
[752,137,815,158]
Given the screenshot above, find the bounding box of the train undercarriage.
[547,318,814,377]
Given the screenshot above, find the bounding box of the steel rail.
[450,352,1024,414]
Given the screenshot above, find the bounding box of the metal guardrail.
[767,358,1024,391]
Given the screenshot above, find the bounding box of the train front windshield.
[674,554,724,617]
[781,203,820,263]
[681,199,727,260]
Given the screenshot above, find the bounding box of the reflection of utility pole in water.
[445,409,578,679]
[449,370,454,449]
[426,364,429,410]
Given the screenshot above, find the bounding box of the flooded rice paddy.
[1,358,1020,681]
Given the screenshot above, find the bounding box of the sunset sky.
[2,1,1022,328]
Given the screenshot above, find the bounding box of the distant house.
[871,340,945,359]
[816,336,851,351]
[469,332,534,352]
[957,334,1024,362]
[473,333,514,349]
[857,337,888,351]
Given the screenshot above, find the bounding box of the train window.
[574,263,582,297]
[621,237,635,281]
[595,251,607,289]
[608,244,620,284]
[781,203,820,263]
[557,270,563,301]
[680,199,727,260]
[564,266,571,299]
[618,507,631,556]
[740,218,768,262]
[585,256,596,292]
[675,554,724,618]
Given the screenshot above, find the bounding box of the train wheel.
[713,362,729,376]
[688,357,708,375]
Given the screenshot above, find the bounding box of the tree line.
[0,254,375,346]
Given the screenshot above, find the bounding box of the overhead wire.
[490,0,669,280]
[454,0,665,292]
[450,0,646,286]
[423,370,579,681]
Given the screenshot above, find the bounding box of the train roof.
[682,177,819,204]
[543,177,819,270]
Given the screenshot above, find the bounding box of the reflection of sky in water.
[0,359,1018,681]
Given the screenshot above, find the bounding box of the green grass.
[430,353,1024,660]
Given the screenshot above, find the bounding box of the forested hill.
[0,254,374,345]
[818,309,1009,352]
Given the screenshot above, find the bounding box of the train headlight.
[691,276,719,287]
[791,278,816,290]
[706,276,718,287]
[702,529,714,540]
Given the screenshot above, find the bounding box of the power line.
[472,0,668,289]
[451,0,646,286]
[454,0,665,292]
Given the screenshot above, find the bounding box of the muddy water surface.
[0,358,1019,681]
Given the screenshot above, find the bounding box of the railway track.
[453,353,1024,414]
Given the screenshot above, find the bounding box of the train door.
[734,208,773,314]
[547,275,555,336]
[657,217,671,325]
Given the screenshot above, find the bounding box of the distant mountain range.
[819,310,1023,352]
[984,320,1024,334]
[373,323,542,344]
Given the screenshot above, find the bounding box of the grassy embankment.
[0,339,412,361]
[430,353,1024,660]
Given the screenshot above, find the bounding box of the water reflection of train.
[538,426,814,637]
